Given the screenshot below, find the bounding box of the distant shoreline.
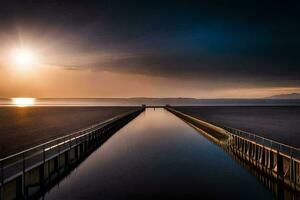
[1,98,300,106]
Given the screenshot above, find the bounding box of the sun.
[10,47,38,70]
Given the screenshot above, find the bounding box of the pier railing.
[0,107,144,200]
[221,125,300,191]
[167,106,300,193]
[219,125,300,159]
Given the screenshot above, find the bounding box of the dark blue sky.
[0,1,300,97]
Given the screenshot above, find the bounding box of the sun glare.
[10,47,37,70]
[12,98,36,107]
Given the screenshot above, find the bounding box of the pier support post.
[233,137,237,150]
[39,164,45,188]
[80,143,84,155]
[255,145,259,166]
[75,146,79,160]
[65,151,69,167]
[84,136,87,153]
[295,162,299,186]
[290,158,296,186]
[236,137,239,151]
[269,151,274,170]
[277,152,284,179]
[252,144,255,159]
[16,176,23,199]
[54,157,59,173]
[248,142,252,161]
[261,148,266,167]
[242,139,245,158]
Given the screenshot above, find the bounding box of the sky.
[0,0,299,98]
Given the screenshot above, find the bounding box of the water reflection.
[43,108,273,199]
[11,97,35,107]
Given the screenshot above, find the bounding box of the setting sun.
[11,98,36,107]
[10,47,38,70]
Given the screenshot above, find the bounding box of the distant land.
[1,97,300,106]
[266,93,300,99]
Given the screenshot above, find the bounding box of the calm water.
[42,108,273,199]
[176,106,300,147]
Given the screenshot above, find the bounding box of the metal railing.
[167,106,300,160]
[218,125,300,159]
[0,109,140,186]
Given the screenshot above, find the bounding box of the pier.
[0,106,300,199]
[167,106,300,198]
[40,108,273,199]
[0,108,144,199]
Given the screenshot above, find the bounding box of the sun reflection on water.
[11,98,36,107]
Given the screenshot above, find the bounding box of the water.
[42,108,273,199]
[176,106,300,147]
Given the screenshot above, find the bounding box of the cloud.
[55,50,300,88]
[1,0,300,90]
